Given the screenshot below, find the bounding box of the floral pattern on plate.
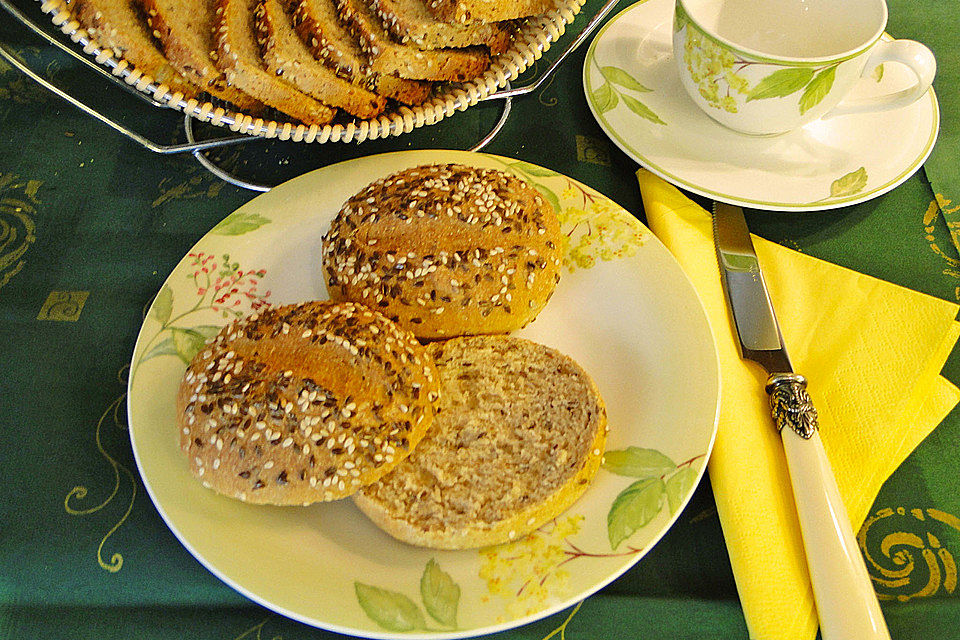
[128,150,720,639]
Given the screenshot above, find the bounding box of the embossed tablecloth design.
[1,0,959,637]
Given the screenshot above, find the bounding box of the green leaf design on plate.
[621,93,666,125]
[665,466,699,514]
[872,63,884,82]
[608,477,665,549]
[592,81,618,113]
[535,185,562,220]
[210,212,270,236]
[829,167,868,198]
[420,559,459,627]
[507,161,560,178]
[355,583,426,632]
[746,67,814,101]
[151,284,173,325]
[600,66,652,92]
[603,447,676,478]
[798,65,837,114]
[170,325,221,363]
[140,336,179,362]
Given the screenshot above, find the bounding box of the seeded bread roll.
[352,335,607,549]
[176,300,440,505]
[321,163,562,340]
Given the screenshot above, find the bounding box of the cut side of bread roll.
[293,0,433,104]
[139,0,264,111]
[336,0,490,82]
[321,163,563,340]
[352,335,608,549]
[177,300,440,505]
[69,0,201,97]
[370,0,514,53]
[214,0,337,124]
[256,0,387,118]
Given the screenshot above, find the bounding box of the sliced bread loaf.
[256,0,387,118]
[138,0,264,110]
[293,0,433,104]
[214,0,337,124]
[426,0,559,24]
[352,335,608,549]
[335,0,490,81]
[370,0,513,53]
[69,0,201,97]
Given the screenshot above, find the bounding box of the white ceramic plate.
[583,0,940,211]
[127,150,720,639]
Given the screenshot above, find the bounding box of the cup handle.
[824,39,936,118]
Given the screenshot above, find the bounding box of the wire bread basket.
[35,0,590,144]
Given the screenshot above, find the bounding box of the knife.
[712,202,891,640]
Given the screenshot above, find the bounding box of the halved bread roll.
[352,335,607,549]
[177,300,440,505]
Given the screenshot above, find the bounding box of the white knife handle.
[767,373,891,640]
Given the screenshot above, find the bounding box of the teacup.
[672,0,937,136]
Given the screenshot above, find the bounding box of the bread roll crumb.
[353,335,606,548]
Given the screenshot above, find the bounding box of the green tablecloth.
[2,0,959,637]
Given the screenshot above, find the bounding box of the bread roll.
[321,163,563,340]
[352,335,607,548]
[176,300,440,505]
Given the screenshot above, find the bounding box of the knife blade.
[712,201,891,640]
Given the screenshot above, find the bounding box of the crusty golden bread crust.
[321,163,563,340]
[352,335,607,549]
[138,0,264,110]
[213,0,337,124]
[176,300,440,505]
[256,0,387,118]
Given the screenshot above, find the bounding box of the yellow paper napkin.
[637,170,960,640]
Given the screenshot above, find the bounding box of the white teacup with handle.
[672,0,937,136]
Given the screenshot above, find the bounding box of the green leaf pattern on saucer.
[829,167,869,198]
[588,59,664,124]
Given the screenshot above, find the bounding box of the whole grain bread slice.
[137,0,264,111]
[68,0,201,97]
[352,335,608,549]
[426,0,559,24]
[214,0,337,125]
[370,0,513,53]
[336,0,490,81]
[256,0,386,118]
[293,0,432,104]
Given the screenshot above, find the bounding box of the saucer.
[582,0,940,212]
